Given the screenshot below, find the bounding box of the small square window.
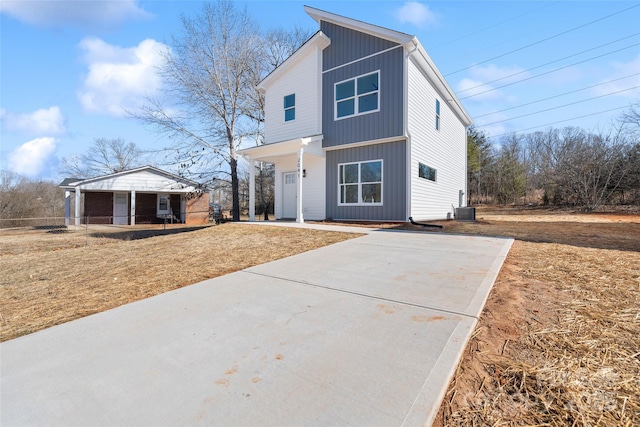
[334,71,380,120]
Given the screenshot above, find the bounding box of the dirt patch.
[0,223,360,341]
[433,207,640,426]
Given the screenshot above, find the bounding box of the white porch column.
[130,190,136,226]
[248,158,256,222]
[297,148,304,223]
[74,188,81,227]
[64,190,71,226]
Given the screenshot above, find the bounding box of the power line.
[431,1,561,50]
[477,86,640,127]
[474,73,640,119]
[483,105,631,139]
[444,3,640,77]
[456,33,640,95]
[458,42,640,100]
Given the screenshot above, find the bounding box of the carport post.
[248,158,256,222]
[74,188,81,228]
[64,190,71,226]
[130,190,136,226]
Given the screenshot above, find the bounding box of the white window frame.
[157,194,171,215]
[435,99,441,131]
[334,70,380,121]
[337,159,383,206]
[284,93,295,122]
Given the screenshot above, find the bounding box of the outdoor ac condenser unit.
[455,207,476,221]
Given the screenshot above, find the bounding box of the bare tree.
[134,1,264,221]
[59,138,143,178]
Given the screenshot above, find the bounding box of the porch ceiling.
[239,135,324,162]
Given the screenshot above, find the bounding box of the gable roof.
[257,30,331,91]
[59,166,206,190]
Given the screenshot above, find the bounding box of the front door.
[282,172,296,219]
[113,193,128,225]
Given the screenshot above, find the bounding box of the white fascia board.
[239,135,324,160]
[406,38,473,127]
[71,166,205,190]
[305,5,413,45]
[257,32,330,92]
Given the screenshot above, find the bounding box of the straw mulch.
[0,223,360,342]
[435,209,640,426]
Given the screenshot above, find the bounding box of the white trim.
[323,136,407,152]
[157,194,170,215]
[334,70,380,121]
[305,6,413,45]
[258,31,331,91]
[322,45,403,75]
[337,159,384,206]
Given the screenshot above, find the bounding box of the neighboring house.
[59,166,209,226]
[239,6,472,223]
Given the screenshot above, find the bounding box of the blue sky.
[1,0,639,180]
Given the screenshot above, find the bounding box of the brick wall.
[84,192,112,224]
[185,192,210,225]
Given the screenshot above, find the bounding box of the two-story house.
[239,6,472,223]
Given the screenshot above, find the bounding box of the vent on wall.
[455,207,476,222]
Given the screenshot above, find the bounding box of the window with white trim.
[284,94,295,122]
[435,99,441,130]
[338,160,383,205]
[335,71,379,120]
[418,163,437,182]
[157,195,170,214]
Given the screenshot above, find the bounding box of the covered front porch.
[239,135,325,223]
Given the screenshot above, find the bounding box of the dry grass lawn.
[0,223,360,341]
[2,207,639,425]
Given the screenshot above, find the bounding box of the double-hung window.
[435,99,441,130]
[284,94,295,122]
[335,71,379,120]
[338,160,383,205]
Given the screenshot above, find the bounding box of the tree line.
[467,106,640,210]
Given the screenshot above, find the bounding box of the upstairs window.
[335,71,380,120]
[419,163,437,182]
[284,94,295,122]
[435,99,441,130]
[338,160,383,205]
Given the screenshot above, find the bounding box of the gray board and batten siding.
[320,21,405,148]
[326,140,407,221]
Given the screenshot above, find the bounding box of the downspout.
[404,39,419,222]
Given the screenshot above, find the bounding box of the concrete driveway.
[1,227,512,427]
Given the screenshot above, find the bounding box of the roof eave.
[304,5,414,45]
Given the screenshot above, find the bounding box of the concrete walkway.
[1,227,513,427]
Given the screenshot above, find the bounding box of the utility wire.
[474,73,640,119]
[478,86,640,127]
[458,42,640,100]
[483,105,631,139]
[456,33,640,94]
[431,1,561,50]
[444,3,640,77]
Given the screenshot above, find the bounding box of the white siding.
[77,170,198,193]
[264,48,322,144]
[273,154,326,221]
[407,58,467,220]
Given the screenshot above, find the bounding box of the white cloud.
[0,0,150,29]
[397,1,437,27]
[77,38,168,116]
[8,137,57,177]
[594,54,640,99]
[457,64,527,102]
[0,106,66,135]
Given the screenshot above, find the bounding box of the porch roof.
[239,135,324,163]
